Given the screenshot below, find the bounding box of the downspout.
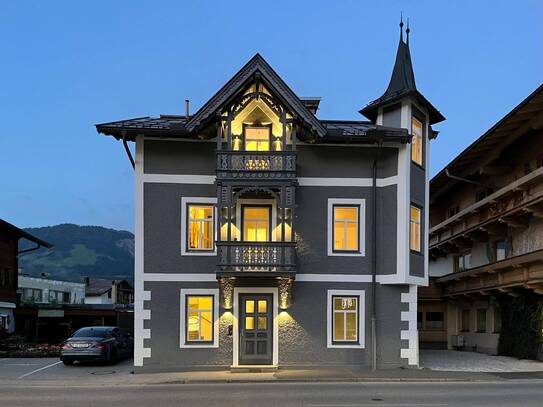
[444,169,480,186]
[122,131,135,170]
[18,242,44,254]
[371,138,383,371]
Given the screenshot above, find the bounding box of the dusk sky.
[1,1,542,232]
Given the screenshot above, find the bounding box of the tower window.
[411,116,423,166]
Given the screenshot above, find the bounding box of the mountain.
[19,224,134,284]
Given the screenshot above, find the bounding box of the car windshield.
[72,327,110,338]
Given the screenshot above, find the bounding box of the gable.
[185,54,326,137]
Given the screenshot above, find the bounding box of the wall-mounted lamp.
[219,277,235,310]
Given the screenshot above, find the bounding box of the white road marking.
[18,361,62,379]
[308,404,448,407]
[0,358,9,362]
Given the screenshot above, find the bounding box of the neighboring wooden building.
[0,219,52,333]
[425,84,543,356]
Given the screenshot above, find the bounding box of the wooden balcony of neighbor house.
[216,150,297,181]
[429,166,543,257]
[216,241,296,277]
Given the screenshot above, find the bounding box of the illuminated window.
[411,116,423,166]
[188,205,214,251]
[332,296,358,342]
[333,206,359,252]
[186,296,213,342]
[409,205,421,252]
[242,206,270,242]
[244,126,270,151]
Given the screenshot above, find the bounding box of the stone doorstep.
[230,365,278,373]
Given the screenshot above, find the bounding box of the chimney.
[185,99,190,119]
[84,277,90,286]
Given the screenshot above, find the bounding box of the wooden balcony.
[216,151,297,181]
[216,241,296,276]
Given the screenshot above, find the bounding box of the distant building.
[0,219,52,333]
[18,273,86,305]
[423,84,543,358]
[84,278,134,305]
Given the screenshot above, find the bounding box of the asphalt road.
[2,381,543,407]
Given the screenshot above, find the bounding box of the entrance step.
[230,365,278,373]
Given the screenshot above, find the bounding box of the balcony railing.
[216,151,297,180]
[217,241,296,273]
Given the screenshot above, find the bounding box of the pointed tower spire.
[400,13,404,42]
[360,20,445,125]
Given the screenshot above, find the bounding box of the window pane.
[258,316,267,330]
[334,297,357,311]
[346,222,358,250]
[411,117,423,166]
[187,311,200,341]
[410,206,421,252]
[334,222,345,250]
[245,300,255,313]
[258,300,267,313]
[334,207,357,221]
[245,127,270,151]
[200,311,213,341]
[333,206,359,252]
[477,309,486,332]
[243,207,270,242]
[188,205,213,250]
[425,312,444,329]
[345,313,357,341]
[334,312,345,341]
[245,316,255,330]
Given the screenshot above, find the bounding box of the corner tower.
[363,19,445,286]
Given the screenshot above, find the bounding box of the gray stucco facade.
[98,34,443,372]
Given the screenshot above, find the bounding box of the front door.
[239,294,273,365]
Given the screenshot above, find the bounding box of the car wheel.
[62,360,74,366]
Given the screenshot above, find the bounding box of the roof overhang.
[431,83,543,201]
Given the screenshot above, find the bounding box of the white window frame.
[409,205,422,253]
[179,288,219,348]
[181,197,217,256]
[327,198,365,257]
[411,115,423,166]
[327,289,365,349]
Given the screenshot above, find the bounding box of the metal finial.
[406,17,410,45]
[400,12,404,41]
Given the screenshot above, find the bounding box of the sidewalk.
[126,367,543,385]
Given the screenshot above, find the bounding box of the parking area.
[421,349,543,372]
[0,357,134,383]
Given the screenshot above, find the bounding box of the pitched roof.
[185,54,327,137]
[0,219,53,248]
[85,278,132,296]
[96,115,189,140]
[431,83,543,200]
[360,28,445,125]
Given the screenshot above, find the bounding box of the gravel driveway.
[421,349,543,372]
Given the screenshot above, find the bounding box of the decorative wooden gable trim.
[185,53,326,137]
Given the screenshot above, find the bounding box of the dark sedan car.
[60,326,133,365]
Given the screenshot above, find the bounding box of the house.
[97,22,444,372]
[18,273,86,305]
[84,277,134,305]
[0,219,52,334]
[424,84,543,359]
